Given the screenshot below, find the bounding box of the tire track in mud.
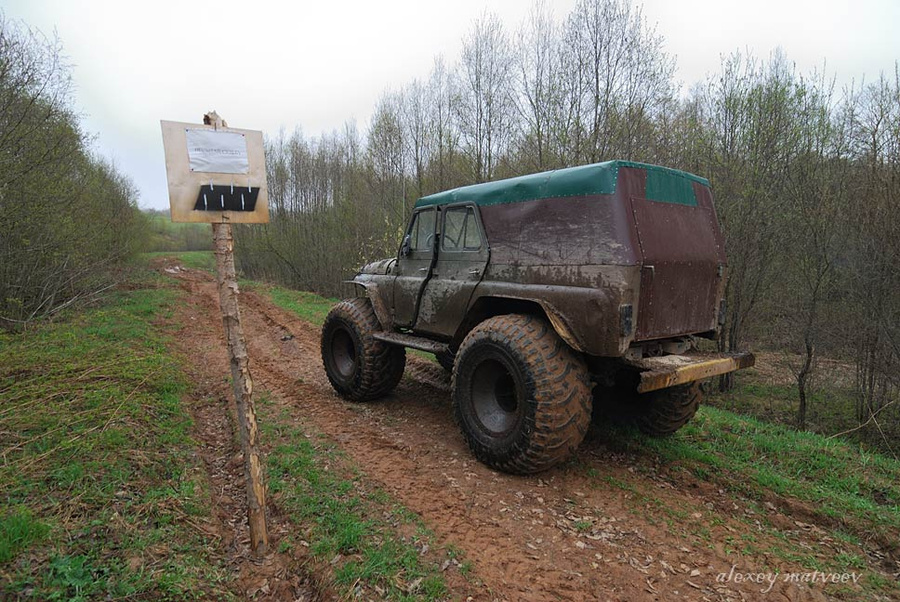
[168,266,323,601]
[172,267,830,602]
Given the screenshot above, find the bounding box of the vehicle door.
[415,204,489,337]
[392,207,436,328]
[629,185,725,340]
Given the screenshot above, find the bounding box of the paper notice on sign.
[186,129,249,174]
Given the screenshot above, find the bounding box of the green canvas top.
[414,160,710,209]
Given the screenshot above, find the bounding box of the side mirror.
[400,234,411,257]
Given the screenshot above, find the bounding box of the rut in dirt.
[170,265,324,602]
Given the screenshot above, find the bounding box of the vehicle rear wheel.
[452,314,592,474]
[321,298,406,401]
[635,381,702,436]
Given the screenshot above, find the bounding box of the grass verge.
[259,399,453,600]
[590,406,900,598]
[0,281,231,600]
[706,358,899,456]
[257,286,337,327]
[2,255,464,599]
[597,406,900,538]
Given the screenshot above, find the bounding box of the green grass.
[0,510,50,565]
[0,286,231,600]
[257,285,338,327]
[140,250,216,272]
[709,376,845,430]
[588,407,900,600]
[260,402,450,600]
[0,261,461,599]
[707,364,900,456]
[593,406,900,551]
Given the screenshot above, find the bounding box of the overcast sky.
[3,0,899,210]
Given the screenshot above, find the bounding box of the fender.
[348,280,393,331]
[537,300,585,353]
[460,292,588,354]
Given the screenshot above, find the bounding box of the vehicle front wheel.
[452,314,592,474]
[321,298,405,401]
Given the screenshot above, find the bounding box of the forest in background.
[0,15,146,329]
[234,0,900,449]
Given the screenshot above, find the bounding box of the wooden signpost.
[161,112,269,555]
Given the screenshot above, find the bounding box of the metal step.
[372,332,448,355]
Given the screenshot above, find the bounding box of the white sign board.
[161,120,269,223]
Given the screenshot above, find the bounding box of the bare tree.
[367,92,407,223]
[426,56,461,192]
[844,70,900,438]
[781,70,848,429]
[697,52,797,389]
[562,0,674,163]
[456,12,516,182]
[515,1,564,171]
[400,79,431,199]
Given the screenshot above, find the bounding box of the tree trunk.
[796,339,814,430]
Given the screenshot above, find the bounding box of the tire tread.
[321,298,405,401]
[635,382,702,436]
[452,314,592,474]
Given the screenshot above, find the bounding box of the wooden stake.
[212,221,269,556]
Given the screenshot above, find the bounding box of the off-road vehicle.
[321,161,754,474]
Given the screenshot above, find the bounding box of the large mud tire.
[452,314,592,474]
[634,382,702,437]
[321,298,406,401]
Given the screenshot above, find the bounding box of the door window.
[441,206,482,251]
[408,208,436,252]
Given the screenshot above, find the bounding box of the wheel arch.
[349,279,393,331]
[453,295,585,354]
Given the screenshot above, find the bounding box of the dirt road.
[167,264,839,602]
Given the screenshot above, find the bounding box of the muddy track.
[169,266,836,602]
[166,265,323,601]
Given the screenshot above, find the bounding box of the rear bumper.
[626,352,755,393]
